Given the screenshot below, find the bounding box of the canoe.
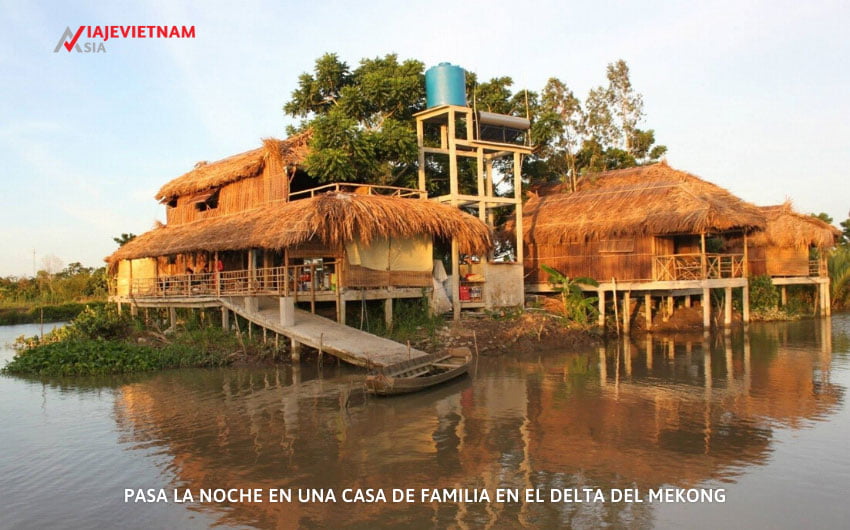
[365,349,472,396]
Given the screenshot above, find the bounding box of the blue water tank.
[425,63,466,108]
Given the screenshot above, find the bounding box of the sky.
[1,0,848,277]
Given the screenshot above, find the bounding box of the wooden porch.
[111,258,431,329]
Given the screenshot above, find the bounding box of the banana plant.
[540,264,600,326]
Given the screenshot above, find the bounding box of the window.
[599,239,635,253]
[193,189,220,212]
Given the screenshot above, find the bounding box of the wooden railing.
[654,253,744,281]
[122,261,339,302]
[288,183,426,200]
[809,259,827,277]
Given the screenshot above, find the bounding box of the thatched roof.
[750,202,840,248]
[519,162,766,243]
[155,132,311,201]
[107,193,492,262]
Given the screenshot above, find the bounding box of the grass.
[0,301,106,325]
[347,295,445,343]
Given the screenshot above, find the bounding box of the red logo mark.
[64,26,85,52]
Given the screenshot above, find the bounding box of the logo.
[54,26,86,52]
[54,25,196,54]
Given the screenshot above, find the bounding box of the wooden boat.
[365,349,472,396]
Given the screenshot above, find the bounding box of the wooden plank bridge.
[212,297,428,368]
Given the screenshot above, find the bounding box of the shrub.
[540,265,599,327]
[749,275,779,312]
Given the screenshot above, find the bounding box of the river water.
[1,316,849,529]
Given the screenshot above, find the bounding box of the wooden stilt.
[221,307,229,330]
[724,286,732,328]
[742,284,750,324]
[781,286,787,307]
[338,299,347,325]
[685,294,692,308]
[644,294,652,331]
[169,307,176,329]
[623,291,631,334]
[451,238,460,321]
[598,288,606,328]
[825,281,831,316]
[290,338,301,362]
[667,296,674,319]
[335,270,343,323]
[318,333,324,365]
[384,297,393,329]
[702,287,711,329]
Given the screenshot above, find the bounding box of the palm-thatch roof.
[155,132,311,201]
[750,202,840,249]
[107,193,492,263]
[518,162,766,243]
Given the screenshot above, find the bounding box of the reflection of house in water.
[113,321,842,528]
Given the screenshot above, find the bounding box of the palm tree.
[829,247,850,310]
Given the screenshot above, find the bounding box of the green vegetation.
[823,212,850,311]
[284,54,666,193]
[746,275,822,320]
[2,339,230,377]
[540,265,599,327]
[0,301,107,325]
[0,261,107,324]
[112,233,137,246]
[3,305,271,377]
[830,246,850,311]
[347,295,443,343]
[749,275,780,313]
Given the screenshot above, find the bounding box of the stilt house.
[107,133,492,323]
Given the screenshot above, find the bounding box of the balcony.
[111,261,339,309]
[654,253,744,281]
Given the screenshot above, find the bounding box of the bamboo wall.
[165,176,266,225]
[727,236,810,277]
[164,158,291,226]
[524,236,653,283]
[343,262,432,288]
[763,246,809,277]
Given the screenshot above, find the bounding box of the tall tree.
[283,54,667,191]
[284,53,424,186]
[537,78,584,190]
[840,213,850,246]
[604,60,644,155]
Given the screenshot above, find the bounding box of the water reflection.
[112,319,845,528]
